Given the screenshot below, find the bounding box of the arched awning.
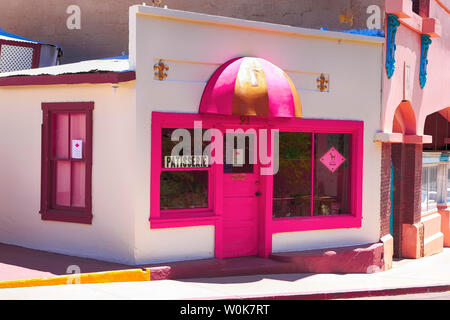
[199,57,302,118]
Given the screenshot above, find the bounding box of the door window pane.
[224,133,255,174]
[313,133,351,215]
[273,132,312,218]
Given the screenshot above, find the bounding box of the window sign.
[164,155,209,168]
[72,139,83,159]
[320,147,346,173]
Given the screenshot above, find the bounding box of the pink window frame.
[269,120,363,233]
[150,113,221,228]
[150,112,363,236]
[0,39,41,69]
[40,102,94,224]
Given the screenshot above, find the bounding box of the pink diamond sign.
[320,147,346,173]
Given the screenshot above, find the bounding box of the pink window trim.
[150,112,363,233]
[40,102,94,225]
[0,39,41,69]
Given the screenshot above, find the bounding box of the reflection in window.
[160,128,210,211]
[422,165,437,214]
[161,128,210,168]
[314,133,351,216]
[273,132,312,218]
[160,171,208,210]
[273,132,352,219]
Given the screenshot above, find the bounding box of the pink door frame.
[221,129,260,258]
[150,112,364,259]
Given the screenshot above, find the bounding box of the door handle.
[255,191,262,197]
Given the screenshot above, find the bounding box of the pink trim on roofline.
[0,71,136,87]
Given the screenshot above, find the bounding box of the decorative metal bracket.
[419,34,432,89]
[153,59,169,81]
[385,14,400,79]
[316,73,329,92]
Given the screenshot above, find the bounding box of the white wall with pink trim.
[130,6,384,263]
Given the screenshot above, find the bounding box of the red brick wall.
[380,143,392,238]
[391,143,423,257]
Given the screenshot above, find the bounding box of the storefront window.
[273,132,312,218]
[421,165,437,214]
[273,132,351,218]
[160,128,210,211]
[160,171,208,210]
[313,133,351,216]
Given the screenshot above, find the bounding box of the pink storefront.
[149,57,364,259]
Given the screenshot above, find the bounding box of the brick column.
[391,143,423,257]
[380,143,392,238]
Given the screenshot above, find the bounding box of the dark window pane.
[412,0,420,15]
[161,128,210,168]
[160,171,208,210]
[313,133,351,216]
[273,132,312,218]
[224,133,255,174]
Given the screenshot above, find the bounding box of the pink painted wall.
[382,0,450,136]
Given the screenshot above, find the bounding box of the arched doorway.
[390,101,419,257]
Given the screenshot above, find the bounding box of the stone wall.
[0,0,384,63]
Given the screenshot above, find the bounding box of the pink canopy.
[199,57,302,118]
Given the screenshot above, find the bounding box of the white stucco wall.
[0,82,137,264]
[131,6,384,263]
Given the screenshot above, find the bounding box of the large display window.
[150,113,364,239]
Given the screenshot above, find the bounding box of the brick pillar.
[391,143,423,257]
[380,143,392,238]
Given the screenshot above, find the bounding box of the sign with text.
[164,155,210,168]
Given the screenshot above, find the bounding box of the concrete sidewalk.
[0,248,449,299]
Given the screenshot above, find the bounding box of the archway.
[392,101,417,135]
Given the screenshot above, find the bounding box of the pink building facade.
[376,0,450,258]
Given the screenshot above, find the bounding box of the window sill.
[150,211,218,229]
[272,214,362,233]
[40,210,93,225]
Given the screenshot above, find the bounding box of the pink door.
[221,130,261,258]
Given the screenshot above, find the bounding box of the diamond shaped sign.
[320,147,346,173]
